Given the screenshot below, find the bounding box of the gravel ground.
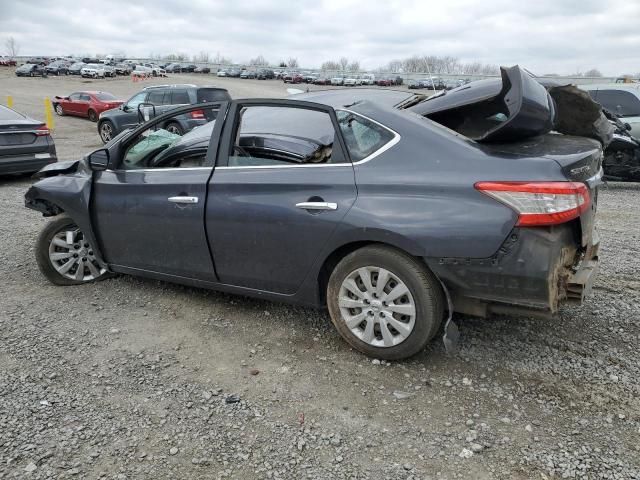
[1,70,639,479]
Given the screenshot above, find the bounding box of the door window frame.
[103,101,229,172]
[216,99,353,168]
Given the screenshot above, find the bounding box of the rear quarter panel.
[329,105,568,260]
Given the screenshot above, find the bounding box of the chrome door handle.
[295,202,338,211]
[168,196,198,204]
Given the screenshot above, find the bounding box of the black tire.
[165,122,184,135]
[36,216,108,286]
[87,109,97,122]
[98,120,115,144]
[327,245,444,360]
[54,104,64,116]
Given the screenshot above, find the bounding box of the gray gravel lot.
[1,69,639,479]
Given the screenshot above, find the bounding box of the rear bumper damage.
[426,224,599,319]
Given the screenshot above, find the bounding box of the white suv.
[81,64,105,78]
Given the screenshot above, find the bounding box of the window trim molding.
[216,109,400,170]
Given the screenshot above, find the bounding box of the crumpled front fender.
[25,167,107,268]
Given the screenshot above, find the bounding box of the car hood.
[409,65,556,143]
[32,159,83,179]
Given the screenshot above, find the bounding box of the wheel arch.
[316,239,441,305]
[25,176,107,268]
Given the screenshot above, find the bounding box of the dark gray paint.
[25,93,602,316]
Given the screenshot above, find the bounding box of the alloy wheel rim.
[166,125,180,135]
[55,105,63,115]
[100,123,112,142]
[338,266,416,347]
[48,227,106,281]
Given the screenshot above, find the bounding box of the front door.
[91,103,225,281]
[206,100,357,294]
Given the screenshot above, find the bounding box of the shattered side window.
[336,110,395,162]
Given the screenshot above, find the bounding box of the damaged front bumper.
[426,224,600,319]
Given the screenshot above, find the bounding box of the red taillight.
[190,109,205,119]
[35,125,50,136]
[475,181,590,227]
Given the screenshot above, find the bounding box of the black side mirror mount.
[87,148,110,171]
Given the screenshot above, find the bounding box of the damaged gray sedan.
[25,66,602,360]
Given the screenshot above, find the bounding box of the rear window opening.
[197,89,231,103]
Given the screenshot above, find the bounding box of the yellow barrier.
[44,97,54,131]
[6,95,13,108]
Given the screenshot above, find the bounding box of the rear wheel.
[87,109,97,122]
[99,120,115,143]
[36,216,108,286]
[165,122,183,135]
[327,246,444,360]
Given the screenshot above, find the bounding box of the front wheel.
[327,245,444,360]
[54,104,64,116]
[36,216,108,286]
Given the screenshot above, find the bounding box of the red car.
[376,78,394,87]
[0,57,17,67]
[283,72,304,84]
[52,91,123,122]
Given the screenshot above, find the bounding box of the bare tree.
[212,52,232,65]
[195,51,210,63]
[339,57,349,71]
[387,59,403,73]
[287,57,299,68]
[5,36,19,58]
[584,68,603,77]
[249,55,268,66]
[321,60,340,71]
[348,61,360,72]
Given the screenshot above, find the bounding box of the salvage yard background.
[1,69,639,479]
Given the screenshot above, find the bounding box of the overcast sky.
[2,0,639,76]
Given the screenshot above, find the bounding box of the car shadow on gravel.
[0,172,35,185]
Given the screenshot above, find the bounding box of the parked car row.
[408,78,470,90]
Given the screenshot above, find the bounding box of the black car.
[165,63,181,73]
[240,69,256,79]
[97,84,231,143]
[256,68,275,80]
[194,66,211,74]
[15,64,46,77]
[67,62,86,75]
[0,105,57,174]
[181,64,197,73]
[45,60,69,76]
[26,66,602,360]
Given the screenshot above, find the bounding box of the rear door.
[206,100,356,294]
